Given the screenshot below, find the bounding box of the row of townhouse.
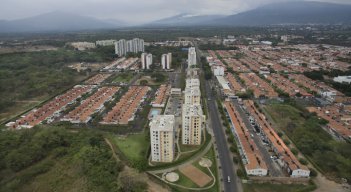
[151,84,171,108]
[61,86,119,123]
[7,85,93,129]
[243,100,310,178]
[239,73,278,98]
[225,101,268,176]
[101,86,150,125]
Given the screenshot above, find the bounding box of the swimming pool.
[148,108,162,120]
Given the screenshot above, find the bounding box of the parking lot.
[231,99,285,177]
[164,95,183,137]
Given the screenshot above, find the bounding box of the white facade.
[161,53,172,69]
[150,115,175,162]
[115,39,127,56]
[141,53,153,69]
[182,104,204,145]
[188,47,197,67]
[246,168,268,176]
[320,90,337,103]
[115,38,144,56]
[186,78,200,88]
[184,87,201,105]
[212,65,225,76]
[333,76,351,84]
[291,169,310,178]
[96,40,116,46]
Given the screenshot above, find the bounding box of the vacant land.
[243,183,315,192]
[110,132,150,170]
[0,47,115,123]
[263,102,351,183]
[0,126,128,192]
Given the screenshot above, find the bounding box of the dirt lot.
[179,165,212,187]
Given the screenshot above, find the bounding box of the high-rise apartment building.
[184,87,201,105]
[182,104,204,145]
[161,53,172,69]
[115,39,127,56]
[141,53,152,69]
[188,47,197,67]
[115,38,144,56]
[150,115,175,162]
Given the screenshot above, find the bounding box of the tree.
[119,175,147,192]
[140,80,148,86]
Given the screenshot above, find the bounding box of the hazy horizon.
[1,0,351,24]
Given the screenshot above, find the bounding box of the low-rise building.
[96,39,116,46]
[333,76,351,84]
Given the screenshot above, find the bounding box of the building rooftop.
[150,115,175,132]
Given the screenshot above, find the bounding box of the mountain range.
[150,1,351,26]
[0,1,351,33]
[0,11,125,33]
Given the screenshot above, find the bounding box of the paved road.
[194,44,240,192]
[231,100,284,177]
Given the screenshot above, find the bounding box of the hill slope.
[0,11,124,33]
[215,1,351,26]
[149,13,225,26]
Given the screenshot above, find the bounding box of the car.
[208,98,211,101]
[227,176,231,183]
[270,155,277,159]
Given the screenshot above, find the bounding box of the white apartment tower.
[182,104,204,145]
[115,38,145,56]
[115,39,127,56]
[141,53,153,69]
[188,47,197,67]
[184,87,201,105]
[161,53,172,69]
[150,115,175,162]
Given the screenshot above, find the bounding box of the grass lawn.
[111,132,149,162]
[243,183,315,192]
[112,73,133,83]
[135,76,158,85]
[179,144,201,153]
[263,103,306,131]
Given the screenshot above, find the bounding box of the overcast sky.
[0,0,350,24]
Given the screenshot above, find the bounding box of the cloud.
[0,0,349,24]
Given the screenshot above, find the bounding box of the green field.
[110,132,149,163]
[243,183,316,192]
[112,73,133,83]
[263,102,351,183]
